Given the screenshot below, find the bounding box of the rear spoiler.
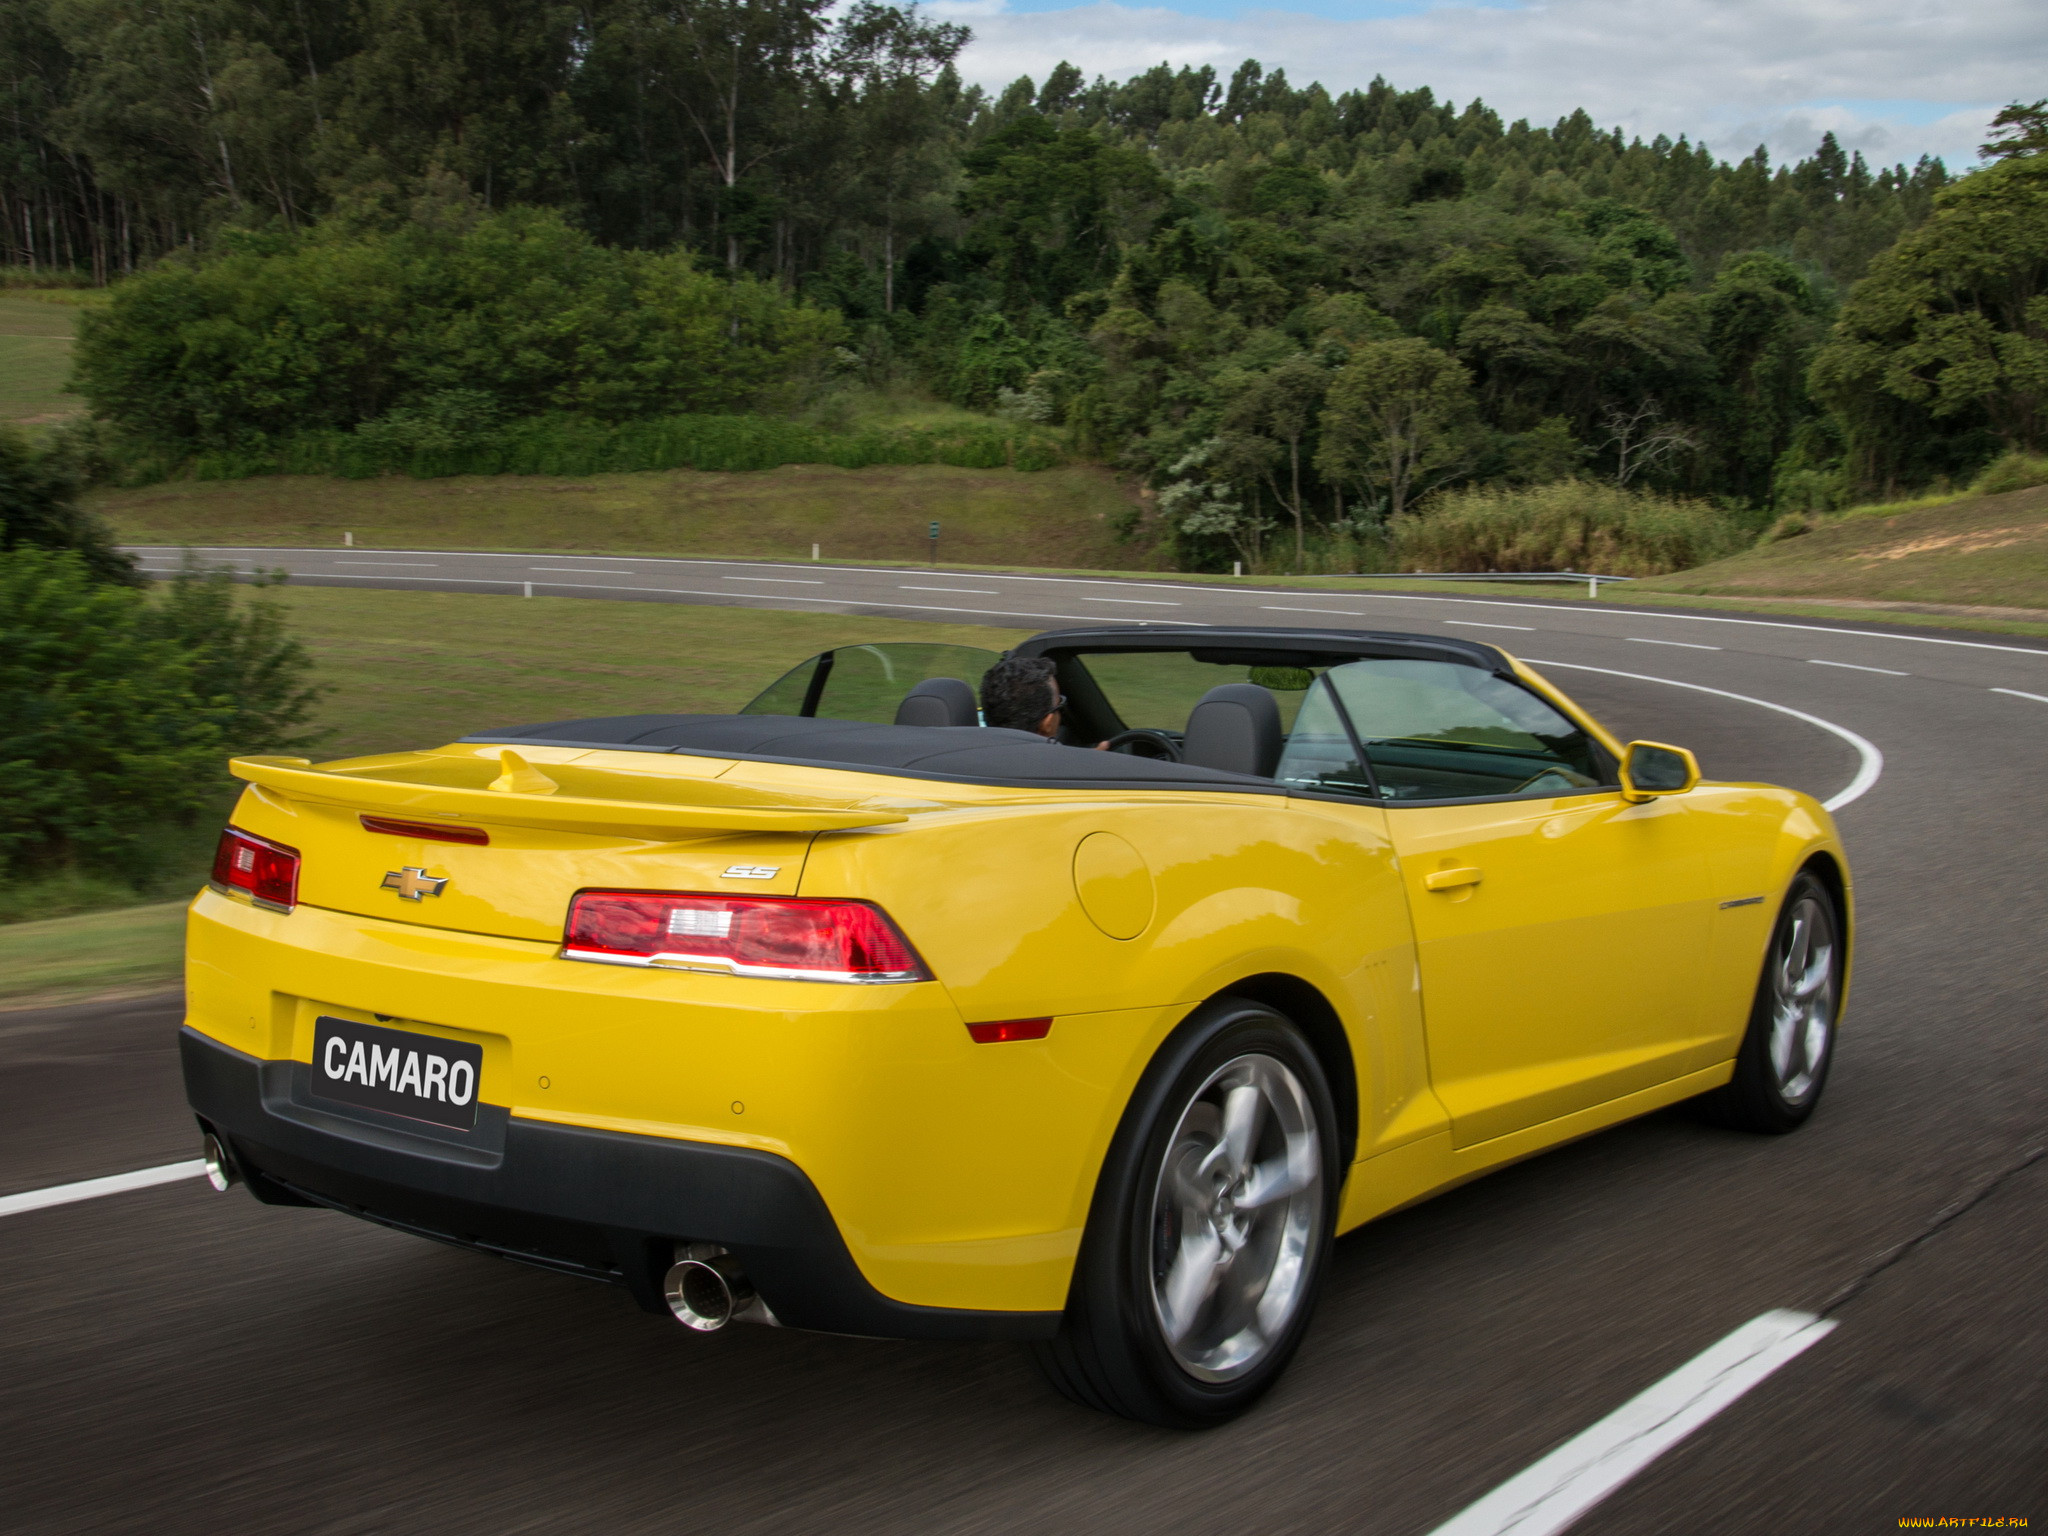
[229,753,908,840]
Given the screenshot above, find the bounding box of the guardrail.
[1333,570,1637,598]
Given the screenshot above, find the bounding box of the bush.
[0,550,323,883]
[72,207,845,454]
[0,551,230,877]
[101,410,1062,485]
[1970,451,2048,495]
[1390,480,1751,576]
[0,429,135,584]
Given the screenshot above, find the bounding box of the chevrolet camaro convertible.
[184,625,1850,1427]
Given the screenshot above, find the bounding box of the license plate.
[310,1016,483,1130]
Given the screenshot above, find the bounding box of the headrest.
[894,677,980,728]
[1181,683,1283,777]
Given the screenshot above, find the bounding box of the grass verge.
[0,901,186,1009]
[1633,483,2048,614]
[92,461,1158,572]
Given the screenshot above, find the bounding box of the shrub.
[1970,451,2048,495]
[72,208,845,454]
[0,550,323,882]
[1390,479,1751,576]
[0,551,229,877]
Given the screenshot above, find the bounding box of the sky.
[932,0,2046,171]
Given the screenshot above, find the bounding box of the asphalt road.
[10,551,2047,1533]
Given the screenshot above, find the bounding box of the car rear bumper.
[182,1026,1059,1341]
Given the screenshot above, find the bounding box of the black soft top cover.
[461,714,1283,792]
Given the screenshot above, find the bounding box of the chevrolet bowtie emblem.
[382,866,449,901]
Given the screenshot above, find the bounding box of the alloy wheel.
[1767,891,1838,1106]
[1147,1053,1324,1382]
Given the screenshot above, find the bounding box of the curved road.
[7,550,2046,1532]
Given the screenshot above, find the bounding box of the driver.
[980,657,1113,748]
[980,657,1066,739]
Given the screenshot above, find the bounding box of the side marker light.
[966,1018,1053,1044]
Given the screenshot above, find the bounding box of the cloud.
[936,0,2043,166]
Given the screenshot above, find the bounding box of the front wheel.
[1035,999,1339,1428]
[1696,870,1843,1133]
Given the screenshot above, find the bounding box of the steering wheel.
[1102,729,1183,762]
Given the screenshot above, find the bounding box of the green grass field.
[0,292,84,427]
[278,584,1030,757]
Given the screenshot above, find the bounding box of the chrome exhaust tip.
[201,1134,240,1193]
[663,1251,756,1332]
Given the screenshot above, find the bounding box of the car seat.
[894,677,980,727]
[1181,683,1283,776]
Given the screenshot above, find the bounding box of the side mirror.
[1620,741,1701,803]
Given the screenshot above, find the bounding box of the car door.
[1302,660,1717,1149]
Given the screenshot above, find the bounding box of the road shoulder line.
[1425,1310,1837,1536]
[1,1161,206,1218]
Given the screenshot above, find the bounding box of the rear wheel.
[1035,999,1338,1428]
[1697,870,1843,1133]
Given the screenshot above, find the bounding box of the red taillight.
[967,1018,1052,1044]
[563,891,930,984]
[360,815,489,846]
[211,826,300,911]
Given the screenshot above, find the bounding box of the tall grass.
[1389,480,1752,576]
[97,411,1064,487]
[1970,451,2048,496]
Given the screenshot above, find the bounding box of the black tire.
[1696,870,1843,1133]
[1035,997,1340,1429]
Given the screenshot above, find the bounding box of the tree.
[1812,153,2048,489]
[1980,100,2048,162]
[1317,338,1475,522]
[1223,353,1327,562]
[1598,397,1699,486]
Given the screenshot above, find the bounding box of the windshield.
[1275,659,1606,800]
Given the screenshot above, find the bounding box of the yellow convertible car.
[182,625,1849,1427]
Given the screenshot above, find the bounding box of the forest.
[3,0,2043,571]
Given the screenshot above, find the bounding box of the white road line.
[334,560,439,566]
[1425,1310,1836,1536]
[1520,660,1884,812]
[0,1161,207,1219]
[1084,597,1181,606]
[724,576,824,585]
[900,585,999,594]
[1261,605,1366,616]
[530,566,637,574]
[1810,659,1909,676]
[1627,638,1722,651]
[133,546,2048,658]
[1992,687,2048,703]
[1447,621,1535,631]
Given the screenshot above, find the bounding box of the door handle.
[1424,866,1484,892]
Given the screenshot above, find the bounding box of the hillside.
[88,461,1161,571]
[1634,484,2048,613]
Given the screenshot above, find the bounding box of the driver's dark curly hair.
[980,656,1060,734]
